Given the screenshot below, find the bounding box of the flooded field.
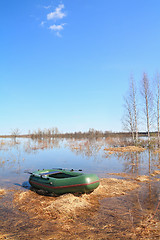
[0,137,160,239]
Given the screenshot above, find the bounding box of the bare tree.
[54,127,59,135]
[155,73,160,146]
[122,76,138,144]
[130,76,138,144]
[122,96,135,142]
[11,128,20,137]
[141,73,153,144]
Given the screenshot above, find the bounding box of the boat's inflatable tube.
[29,169,100,194]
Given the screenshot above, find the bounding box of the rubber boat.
[29,168,100,194]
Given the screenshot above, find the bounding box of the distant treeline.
[0,127,156,139]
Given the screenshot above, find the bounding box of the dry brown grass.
[3,178,160,239]
[92,178,139,198]
[0,189,6,195]
[151,170,160,177]
[108,173,155,182]
[104,146,146,154]
[12,178,140,239]
[153,149,160,154]
[108,172,132,178]
[14,178,139,221]
[133,212,160,239]
[135,175,151,182]
[0,233,13,240]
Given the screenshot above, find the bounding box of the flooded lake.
[0,137,160,239]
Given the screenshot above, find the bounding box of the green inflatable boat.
[29,168,100,194]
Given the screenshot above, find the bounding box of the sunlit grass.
[104,146,146,153]
[0,188,6,195]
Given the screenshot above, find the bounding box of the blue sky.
[0,0,160,134]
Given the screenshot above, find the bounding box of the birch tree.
[130,76,138,144]
[141,73,153,144]
[122,96,135,142]
[122,76,138,144]
[155,73,160,146]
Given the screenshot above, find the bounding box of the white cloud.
[49,23,65,31]
[47,4,66,20]
[38,3,67,37]
[49,23,66,37]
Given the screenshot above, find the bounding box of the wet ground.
[0,177,160,239]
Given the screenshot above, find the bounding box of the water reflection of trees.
[1,137,160,177]
[0,138,65,172]
[61,138,160,174]
[0,138,63,153]
[0,139,20,151]
[121,151,147,176]
[104,149,160,177]
[23,138,62,153]
[118,152,142,176]
[0,142,24,174]
[65,138,105,158]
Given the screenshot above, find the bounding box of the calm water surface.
[0,137,160,188]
